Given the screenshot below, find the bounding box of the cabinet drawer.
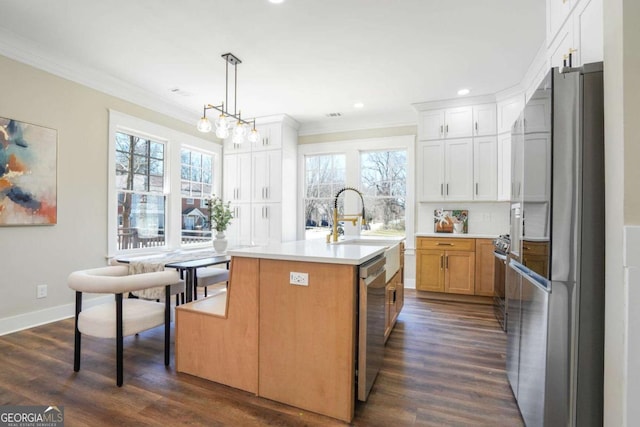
[417,237,475,251]
[522,241,548,256]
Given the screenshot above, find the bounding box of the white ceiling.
[0,0,545,135]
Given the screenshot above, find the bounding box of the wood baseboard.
[415,290,493,305]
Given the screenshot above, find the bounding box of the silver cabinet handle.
[475,121,478,132]
[440,183,443,195]
[440,125,443,135]
[446,183,449,195]
[265,206,268,218]
[445,124,449,134]
[476,182,479,195]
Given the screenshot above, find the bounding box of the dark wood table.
[117,251,230,303]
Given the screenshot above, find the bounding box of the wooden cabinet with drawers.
[416,236,495,297]
[522,240,549,278]
[416,237,476,295]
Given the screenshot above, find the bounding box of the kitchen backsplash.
[417,202,510,236]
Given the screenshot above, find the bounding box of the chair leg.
[165,285,170,366]
[74,291,82,372]
[116,293,124,387]
[204,286,208,297]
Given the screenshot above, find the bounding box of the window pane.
[149,175,164,193]
[149,158,163,176]
[132,174,148,192]
[133,138,148,156]
[117,192,166,250]
[303,153,346,240]
[181,196,212,245]
[181,164,190,180]
[150,141,164,160]
[360,150,406,236]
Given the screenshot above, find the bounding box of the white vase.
[213,231,228,253]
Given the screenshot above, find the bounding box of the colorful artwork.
[0,117,57,225]
[434,209,468,233]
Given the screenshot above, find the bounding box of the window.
[115,132,166,250]
[180,148,214,245]
[303,154,346,239]
[360,150,406,235]
[108,110,221,255]
[298,136,413,242]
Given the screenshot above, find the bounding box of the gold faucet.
[328,187,367,243]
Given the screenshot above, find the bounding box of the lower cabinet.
[385,242,405,343]
[416,237,495,297]
[416,237,476,295]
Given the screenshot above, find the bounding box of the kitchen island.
[175,239,395,422]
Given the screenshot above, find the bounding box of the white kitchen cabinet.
[254,122,282,150]
[223,137,252,154]
[251,203,281,246]
[251,150,282,203]
[223,115,298,247]
[497,96,524,134]
[418,141,445,200]
[226,203,251,247]
[472,104,497,136]
[223,152,251,203]
[548,0,603,69]
[473,136,498,201]
[547,0,573,47]
[511,115,524,201]
[418,106,473,140]
[418,137,473,201]
[497,132,512,201]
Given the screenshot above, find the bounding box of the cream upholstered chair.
[68,265,181,386]
[195,267,229,299]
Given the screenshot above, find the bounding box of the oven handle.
[493,251,508,261]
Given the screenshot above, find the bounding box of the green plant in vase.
[207,196,233,252]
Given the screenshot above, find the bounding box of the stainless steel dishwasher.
[357,254,386,401]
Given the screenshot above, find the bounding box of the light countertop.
[415,232,500,239]
[227,239,386,265]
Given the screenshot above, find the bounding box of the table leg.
[185,268,193,303]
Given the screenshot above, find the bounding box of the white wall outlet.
[36,284,47,299]
[289,272,309,286]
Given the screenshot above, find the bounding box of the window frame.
[297,135,415,242]
[108,110,222,256]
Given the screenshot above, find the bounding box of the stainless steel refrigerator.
[506,62,604,426]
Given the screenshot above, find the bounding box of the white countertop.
[227,239,386,265]
[415,232,500,239]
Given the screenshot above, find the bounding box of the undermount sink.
[333,239,401,283]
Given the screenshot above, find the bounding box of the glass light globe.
[247,128,260,143]
[196,117,212,133]
[215,114,231,131]
[233,121,247,137]
[215,126,230,139]
[232,131,245,144]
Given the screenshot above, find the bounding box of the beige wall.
[0,54,218,330]
[603,0,640,424]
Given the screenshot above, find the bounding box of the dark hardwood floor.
[0,290,523,426]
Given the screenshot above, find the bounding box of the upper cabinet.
[472,104,497,137]
[547,0,603,69]
[255,122,282,150]
[497,96,525,134]
[418,138,473,202]
[418,106,472,140]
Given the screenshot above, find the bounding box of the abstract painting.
[0,117,57,225]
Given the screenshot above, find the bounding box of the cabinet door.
[497,96,524,134]
[497,133,512,201]
[473,104,497,136]
[524,98,551,134]
[511,115,524,201]
[252,151,282,203]
[418,141,444,201]
[416,250,445,292]
[444,138,473,200]
[474,239,496,296]
[223,153,251,202]
[226,203,251,247]
[251,203,281,246]
[223,137,252,153]
[473,136,498,201]
[574,0,603,66]
[444,250,475,295]
[255,122,282,150]
[547,0,573,45]
[444,106,473,138]
[418,110,445,141]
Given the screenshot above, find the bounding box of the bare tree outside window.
[115,132,166,250]
[180,148,214,245]
[360,150,406,235]
[303,154,346,240]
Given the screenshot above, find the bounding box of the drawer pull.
[436,243,453,246]
[440,255,444,269]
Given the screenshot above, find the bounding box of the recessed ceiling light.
[353,102,364,109]
[457,88,470,96]
[269,0,284,3]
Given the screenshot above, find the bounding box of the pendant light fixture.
[197,52,260,144]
